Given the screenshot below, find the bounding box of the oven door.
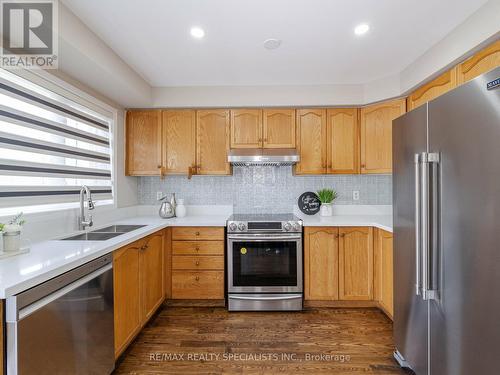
[227,233,302,293]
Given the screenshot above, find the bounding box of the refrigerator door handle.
[414,153,422,296]
[421,152,439,301]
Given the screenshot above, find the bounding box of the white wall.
[400,0,500,94]
[58,3,152,107]
[152,84,364,108]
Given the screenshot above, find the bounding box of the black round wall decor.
[297,191,321,215]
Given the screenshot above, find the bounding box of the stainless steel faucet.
[78,185,95,230]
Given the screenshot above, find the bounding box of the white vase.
[320,203,333,217]
[3,230,21,252]
[176,199,187,218]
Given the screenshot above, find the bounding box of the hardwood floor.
[114,306,411,374]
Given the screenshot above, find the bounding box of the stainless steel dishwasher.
[6,254,115,375]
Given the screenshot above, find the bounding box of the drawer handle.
[195,246,200,251]
[195,276,200,281]
[195,261,200,266]
[195,231,200,236]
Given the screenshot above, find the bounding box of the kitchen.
[0,0,499,374]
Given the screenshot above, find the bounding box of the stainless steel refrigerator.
[393,66,500,375]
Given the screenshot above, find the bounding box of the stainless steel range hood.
[228,148,299,166]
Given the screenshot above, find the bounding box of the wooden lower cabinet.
[339,227,374,300]
[172,271,224,299]
[141,231,165,321]
[304,227,339,300]
[304,226,374,303]
[170,227,225,300]
[113,231,165,358]
[374,229,394,318]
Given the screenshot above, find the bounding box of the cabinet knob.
[195,261,200,266]
[195,246,200,251]
[361,164,366,168]
[196,231,200,236]
[195,276,200,281]
[340,233,345,238]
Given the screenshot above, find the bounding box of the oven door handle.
[227,234,302,240]
[229,294,302,301]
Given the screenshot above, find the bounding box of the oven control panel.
[227,220,302,233]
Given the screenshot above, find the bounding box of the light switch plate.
[353,190,360,201]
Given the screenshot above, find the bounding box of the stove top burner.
[228,213,299,222]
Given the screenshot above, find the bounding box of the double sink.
[61,224,147,241]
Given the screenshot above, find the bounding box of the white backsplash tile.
[138,166,392,214]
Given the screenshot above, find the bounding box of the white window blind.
[0,71,113,211]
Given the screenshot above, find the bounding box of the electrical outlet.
[156,191,164,201]
[353,190,360,201]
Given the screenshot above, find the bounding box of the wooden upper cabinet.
[141,232,165,321]
[196,109,231,175]
[295,109,327,174]
[457,39,500,84]
[339,227,374,301]
[360,99,405,174]
[230,109,263,148]
[326,108,359,174]
[374,229,394,318]
[407,68,457,110]
[126,110,162,176]
[263,109,296,148]
[162,110,196,175]
[304,227,339,300]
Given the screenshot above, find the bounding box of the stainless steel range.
[227,213,303,311]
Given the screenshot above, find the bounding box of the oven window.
[232,241,297,286]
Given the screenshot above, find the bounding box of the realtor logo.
[0,0,58,68]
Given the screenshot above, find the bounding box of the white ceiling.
[62,0,489,88]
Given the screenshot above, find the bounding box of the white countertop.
[0,208,392,298]
[300,214,393,233]
[0,214,228,299]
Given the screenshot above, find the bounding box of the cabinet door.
[295,109,327,174]
[113,243,142,357]
[360,99,405,174]
[457,39,500,84]
[230,109,262,148]
[126,110,162,176]
[141,232,165,321]
[304,227,339,300]
[339,227,373,300]
[263,109,296,148]
[326,108,359,174]
[162,110,196,174]
[374,229,394,318]
[196,110,231,175]
[407,68,457,110]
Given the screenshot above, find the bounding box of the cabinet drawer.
[172,227,224,241]
[172,241,224,255]
[172,255,224,270]
[172,271,224,299]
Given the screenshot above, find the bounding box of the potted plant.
[1,212,26,252]
[317,188,338,217]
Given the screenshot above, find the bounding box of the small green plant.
[1,212,26,232]
[8,212,26,226]
[316,188,338,204]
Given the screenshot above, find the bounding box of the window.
[0,70,113,215]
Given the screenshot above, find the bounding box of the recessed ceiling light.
[263,38,282,50]
[190,27,205,39]
[354,23,370,36]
